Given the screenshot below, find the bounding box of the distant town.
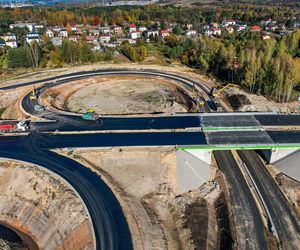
[1,18,299,50]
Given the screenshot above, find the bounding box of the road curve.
[0,132,133,250]
[16,69,215,131]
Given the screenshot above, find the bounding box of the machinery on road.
[0,121,30,132]
[82,109,98,120]
[29,87,37,101]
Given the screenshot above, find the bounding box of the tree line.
[161,30,300,102]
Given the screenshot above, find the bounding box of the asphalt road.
[214,150,268,249]
[0,132,133,250]
[238,150,300,249]
[1,132,207,149]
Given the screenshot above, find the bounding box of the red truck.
[0,121,29,132]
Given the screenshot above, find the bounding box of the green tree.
[7,47,33,68]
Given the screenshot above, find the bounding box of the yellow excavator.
[210,84,239,97]
[29,86,37,101]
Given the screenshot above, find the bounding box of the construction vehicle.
[210,84,239,97]
[29,86,37,101]
[82,109,98,120]
[0,121,30,132]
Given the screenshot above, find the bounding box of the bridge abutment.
[259,148,299,164]
[176,149,212,193]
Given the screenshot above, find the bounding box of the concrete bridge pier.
[176,149,212,194]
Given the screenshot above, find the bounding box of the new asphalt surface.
[214,150,268,249]
[238,150,300,249]
[0,132,133,250]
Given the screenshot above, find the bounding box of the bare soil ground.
[223,88,300,113]
[56,147,222,250]
[0,160,94,250]
[0,86,33,120]
[42,76,195,115]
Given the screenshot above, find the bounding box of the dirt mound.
[226,93,251,111]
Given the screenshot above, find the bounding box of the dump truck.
[0,121,30,132]
[82,109,98,120]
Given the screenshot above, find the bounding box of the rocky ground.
[56,147,225,250]
[0,160,94,250]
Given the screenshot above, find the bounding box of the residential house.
[89,29,100,36]
[0,40,5,48]
[26,32,40,44]
[212,28,221,36]
[221,20,236,28]
[34,24,44,31]
[138,26,147,32]
[265,24,278,32]
[167,22,177,28]
[59,29,68,37]
[146,30,159,39]
[1,33,17,42]
[160,29,170,38]
[261,33,271,40]
[46,30,54,38]
[51,37,63,46]
[236,24,247,32]
[250,25,261,32]
[294,22,300,28]
[69,35,80,42]
[99,35,111,43]
[112,25,123,35]
[130,31,141,40]
[128,39,136,44]
[9,23,34,32]
[225,26,235,34]
[85,35,98,44]
[128,24,137,33]
[99,26,111,35]
[210,22,219,29]
[5,39,18,48]
[185,29,197,36]
[166,27,173,32]
[71,26,77,32]
[53,26,64,32]
[186,24,193,30]
[203,29,213,37]
[261,18,277,27]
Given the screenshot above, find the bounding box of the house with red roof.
[128,24,137,33]
[250,25,261,32]
[160,29,170,38]
[85,35,97,43]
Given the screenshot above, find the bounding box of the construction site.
[0,64,299,250]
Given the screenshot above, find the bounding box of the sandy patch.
[0,160,94,249]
